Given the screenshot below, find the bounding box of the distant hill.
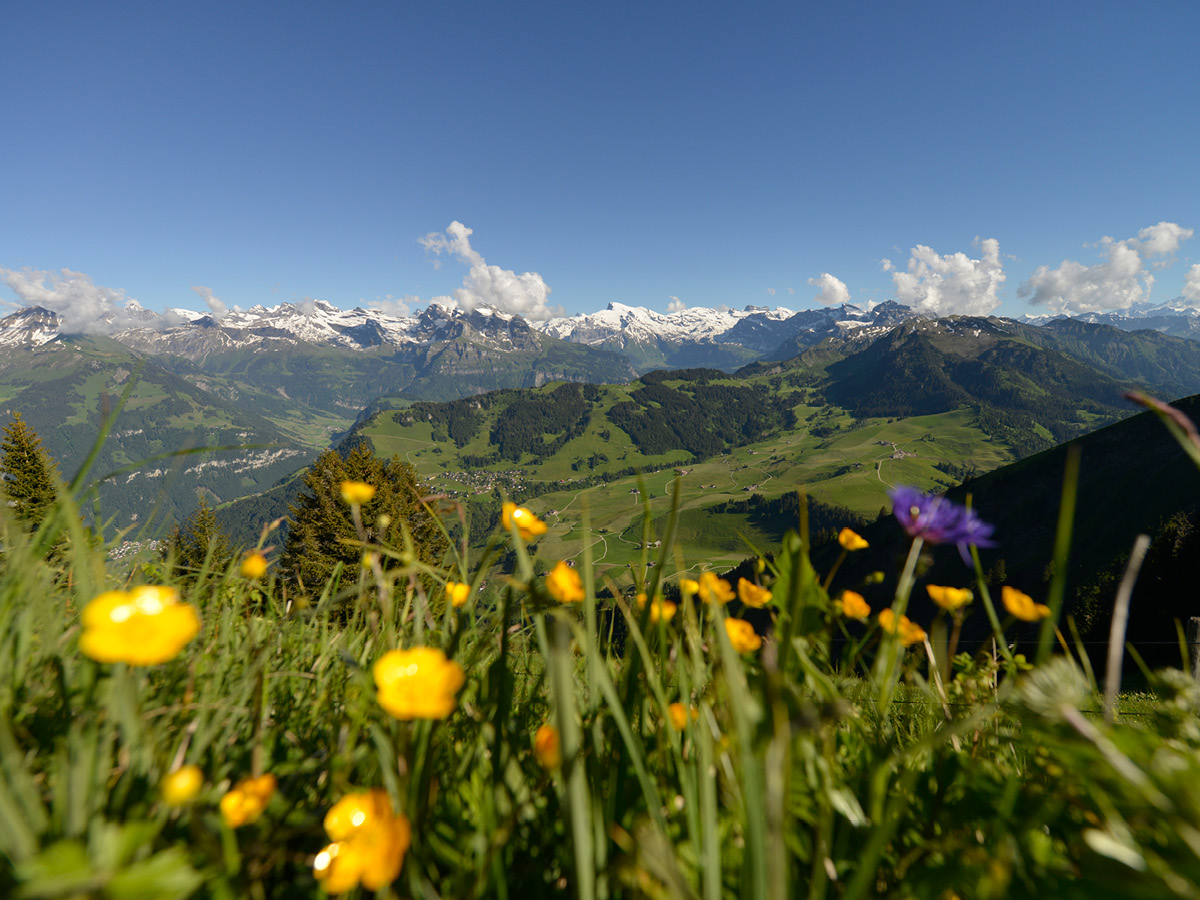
[0,334,313,532]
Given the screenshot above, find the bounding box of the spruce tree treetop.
[282,444,446,592]
[0,412,62,532]
[170,495,234,576]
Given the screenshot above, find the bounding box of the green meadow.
[360,377,1011,578]
[4,394,1200,898]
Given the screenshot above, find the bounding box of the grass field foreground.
[4,422,1200,898]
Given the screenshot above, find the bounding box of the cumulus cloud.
[368,294,416,318]
[0,266,146,332]
[892,238,1005,317]
[1136,221,1193,262]
[808,272,850,307]
[879,258,894,272]
[418,221,561,321]
[1019,222,1193,314]
[191,285,227,318]
[1183,263,1200,304]
[765,287,776,296]
[667,295,686,313]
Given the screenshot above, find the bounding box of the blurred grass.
[4,450,1200,899]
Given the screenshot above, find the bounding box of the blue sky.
[2,1,1198,323]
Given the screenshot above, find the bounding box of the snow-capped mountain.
[1,297,920,373]
[1016,299,1200,340]
[8,293,1199,385]
[534,299,918,371]
[113,299,457,359]
[0,306,63,348]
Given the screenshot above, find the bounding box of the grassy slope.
[0,337,314,529]
[358,372,1011,582]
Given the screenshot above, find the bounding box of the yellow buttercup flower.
[161,765,204,806]
[636,592,677,622]
[724,618,762,653]
[502,501,548,541]
[313,789,411,893]
[374,647,465,720]
[340,481,376,505]
[220,773,276,828]
[737,577,772,608]
[446,581,471,608]
[546,560,585,604]
[878,608,927,647]
[840,590,871,620]
[534,724,561,770]
[667,702,697,731]
[240,552,269,579]
[927,585,973,611]
[79,586,200,666]
[684,571,735,604]
[1002,586,1050,621]
[838,527,869,551]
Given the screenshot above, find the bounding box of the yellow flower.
[161,765,203,806]
[340,481,376,505]
[685,571,736,604]
[313,788,411,893]
[446,581,471,608]
[546,560,585,604]
[1002,586,1050,621]
[838,527,869,551]
[534,724,561,769]
[502,501,548,541]
[667,702,697,731]
[878,608,927,647]
[79,586,200,666]
[374,647,465,720]
[927,585,973,611]
[636,592,677,622]
[724,618,762,653]
[840,590,871,620]
[220,773,276,828]
[240,552,268,579]
[737,578,772,608]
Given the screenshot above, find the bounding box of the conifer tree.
[170,496,234,575]
[0,412,61,533]
[282,444,445,591]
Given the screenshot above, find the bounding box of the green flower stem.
[821,548,848,592]
[969,545,1016,667]
[873,536,923,717]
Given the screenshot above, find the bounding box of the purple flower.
[890,486,996,564]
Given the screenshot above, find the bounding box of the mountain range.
[4,294,1200,532]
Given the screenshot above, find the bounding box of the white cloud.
[787,287,796,295]
[1135,221,1193,262]
[1182,263,1200,304]
[667,295,686,313]
[892,238,1005,316]
[807,272,850,307]
[368,294,416,318]
[191,285,227,318]
[1019,222,1193,314]
[879,258,894,272]
[0,266,145,331]
[418,221,561,321]
[766,287,776,296]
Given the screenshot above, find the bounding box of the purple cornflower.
[890,486,996,564]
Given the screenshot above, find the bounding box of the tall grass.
[5,414,1200,899]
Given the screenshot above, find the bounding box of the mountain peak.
[0,306,63,348]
